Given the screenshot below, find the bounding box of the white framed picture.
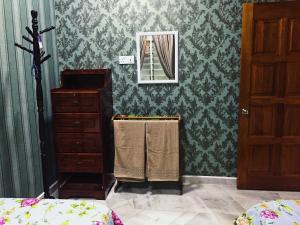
[136,31,178,84]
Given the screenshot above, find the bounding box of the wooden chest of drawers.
[51,69,114,199]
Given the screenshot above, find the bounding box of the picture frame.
[136,31,178,84]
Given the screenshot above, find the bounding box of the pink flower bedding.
[235,200,300,225]
[0,198,123,225]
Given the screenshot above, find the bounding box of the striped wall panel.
[0,0,59,197]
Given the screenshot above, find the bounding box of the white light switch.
[119,56,135,64]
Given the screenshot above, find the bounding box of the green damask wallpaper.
[55,0,243,176]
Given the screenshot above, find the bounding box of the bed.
[235,199,300,225]
[0,198,123,225]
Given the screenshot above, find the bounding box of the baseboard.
[110,173,237,185]
[37,180,59,199]
[182,175,237,185]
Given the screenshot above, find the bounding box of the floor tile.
[125,210,182,225]
[106,181,300,225]
[214,212,239,225]
[182,212,219,225]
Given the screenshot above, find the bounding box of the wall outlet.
[119,56,135,64]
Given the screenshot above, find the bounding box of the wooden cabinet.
[51,69,114,199]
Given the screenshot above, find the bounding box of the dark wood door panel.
[246,175,300,191]
[245,176,281,190]
[54,113,101,133]
[283,105,300,136]
[288,19,300,55]
[253,19,281,56]
[248,104,276,136]
[55,133,103,153]
[251,63,276,96]
[281,144,300,176]
[282,136,300,144]
[248,136,280,144]
[247,145,273,175]
[285,63,300,97]
[253,1,300,19]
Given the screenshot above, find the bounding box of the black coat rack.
[15,10,55,198]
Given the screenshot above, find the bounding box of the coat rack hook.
[41,54,51,64]
[22,35,33,44]
[14,43,33,54]
[40,26,55,34]
[25,26,33,36]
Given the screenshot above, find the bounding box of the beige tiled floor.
[105,181,300,225]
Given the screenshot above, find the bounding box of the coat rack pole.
[31,10,52,199]
[15,9,54,198]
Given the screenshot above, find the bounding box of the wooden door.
[238,1,300,191]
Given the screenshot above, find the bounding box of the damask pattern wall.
[0,0,58,197]
[54,0,242,177]
[55,0,279,176]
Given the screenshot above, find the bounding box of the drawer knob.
[73,121,81,125]
[75,141,81,145]
[72,100,79,104]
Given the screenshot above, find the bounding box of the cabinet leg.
[114,180,122,192]
[179,181,183,195]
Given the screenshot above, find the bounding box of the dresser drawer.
[54,113,100,133]
[55,133,102,153]
[52,92,100,113]
[57,153,103,173]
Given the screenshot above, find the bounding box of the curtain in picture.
[140,36,147,69]
[153,34,175,79]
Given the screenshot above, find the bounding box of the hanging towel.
[146,120,180,181]
[113,120,146,181]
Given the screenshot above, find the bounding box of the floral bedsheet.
[235,200,300,225]
[0,198,123,225]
